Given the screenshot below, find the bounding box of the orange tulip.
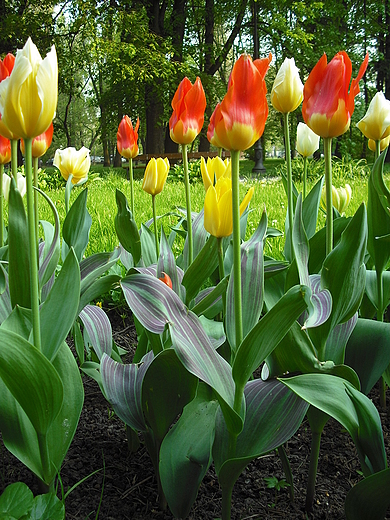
[211,53,272,151]
[0,135,11,165]
[169,77,206,145]
[20,122,53,158]
[302,51,368,138]
[0,53,16,140]
[117,116,139,159]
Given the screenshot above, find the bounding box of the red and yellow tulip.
[210,53,272,151]
[20,122,53,158]
[169,77,206,145]
[0,135,11,165]
[117,116,139,159]
[0,53,16,140]
[302,51,368,138]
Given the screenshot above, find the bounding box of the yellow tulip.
[0,37,57,139]
[200,156,230,191]
[271,57,303,114]
[321,184,352,215]
[357,92,390,141]
[368,135,390,153]
[142,157,169,196]
[296,122,320,158]
[204,176,254,238]
[53,146,90,185]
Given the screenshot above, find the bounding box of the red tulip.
[210,53,272,151]
[0,53,16,140]
[117,116,139,159]
[0,135,11,165]
[159,272,173,289]
[302,51,368,138]
[169,77,206,145]
[20,122,53,158]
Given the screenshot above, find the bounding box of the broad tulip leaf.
[182,235,219,305]
[140,223,157,266]
[78,274,121,315]
[0,329,63,435]
[119,244,133,271]
[8,178,30,309]
[0,269,13,324]
[309,204,367,356]
[62,188,92,262]
[79,304,112,360]
[322,312,357,364]
[0,483,33,518]
[29,492,65,520]
[101,351,154,431]
[302,175,324,239]
[159,383,219,519]
[1,305,31,340]
[37,186,60,288]
[345,318,390,395]
[157,228,183,298]
[80,248,121,295]
[183,208,208,270]
[226,210,267,353]
[308,216,350,274]
[114,189,141,264]
[198,315,225,349]
[40,248,80,361]
[364,269,390,312]
[121,272,241,434]
[213,379,308,490]
[232,284,310,391]
[191,277,227,318]
[345,467,390,520]
[142,348,198,441]
[280,373,386,476]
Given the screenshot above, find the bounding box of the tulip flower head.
[0,53,16,140]
[159,272,173,289]
[0,38,58,140]
[142,157,169,196]
[169,77,206,145]
[2,171,26,201]
[296,122,320,158]
[357,92,390,141]
[302,51,368,138]
[200,156,230,191]
[207,103,224,148]
[271,57,303,114]
[204,176,254,238]
[117,116,139,159]
[54,146,90,185]
[368,135,390,153]
[0,135,11,165]
[20,121,53,158]
[211,54,272,151]
[321,183,352,215]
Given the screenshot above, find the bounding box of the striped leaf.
[157,228,184,298]
[37,186,60,289]
[121,272,241,434]
[322,311,357,365]
[101,351,154,431]
[183,209,208,270]
[79,304,112,360]
[0,268,12,324]
[345,468,390,520]
[140,223,157,266]
[226,210,267,353]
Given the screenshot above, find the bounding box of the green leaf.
[157,228,183,297]
[62,188,92,262]
[159,383,219,519]
[40,248,80,361]
[345,318,390,395]
[140,223,157,266]
[280,373,386,476]
[29,493,65,520]
[114,189,141,264]
[0,483,33,518]
[364,270,390,311]
[308,216,350,274]
[142,349,198,441]
[302,175,324,239]
[345,468,390,520]
[191,277,228,317]
[8,178,30,309]
[37,186,60,289]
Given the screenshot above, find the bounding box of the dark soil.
[1,307,389,520]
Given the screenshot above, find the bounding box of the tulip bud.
[0,38,57,140]
[271,57,303,114]
[53,146,90,185]
[0,135,11,165]
[159,272,173,289]
[200,156,230,191]
[296,122,320,158]
[142,157,169,196]
[368,135,390,153]
[2,172,26,201]
[117,116,139,159]
[357,92,390,141]
[321,184,351,215]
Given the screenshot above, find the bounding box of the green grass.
[35,157,389,261]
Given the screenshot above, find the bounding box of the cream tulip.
[2,172,26,201]
[357,92,390,141]
[321,184,352,215]
[271,57,304,114]
[0,37,57,139]
[54,147,90,185]
[368,135,390,153]
[296,122,320,158]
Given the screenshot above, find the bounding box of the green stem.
[375,140,380,162]
[218,147,222,158]
[33,157,39,248]
[217,237,226,319]
[376,268,387,408]
[323,137,333,256]
[305,430,322,512]
[24,139,41,351]
[221,484,234,520]
[283,113,293,258]
[37,432,51,490]
[0,164,3,247]
[152,194,159,260]
[182,144,193,265]
[11,139,18,181]
[231,150,243,351]
[129,158,134,215]
[64,174,74,214]
[303,156,308,200]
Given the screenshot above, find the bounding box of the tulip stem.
[283,113,294,259]
[303,156,307,199]
[129,158,134,215]
[11,139,18,182]
[182,144,193,265]
[33,156,39,252]
[375,140,380,162]
[0,164,3,247]
[25,139,41,351]
[323,137,333,255]
[231,149,243,351]
[152,194,159,260]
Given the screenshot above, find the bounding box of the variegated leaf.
[79,304,112,360]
